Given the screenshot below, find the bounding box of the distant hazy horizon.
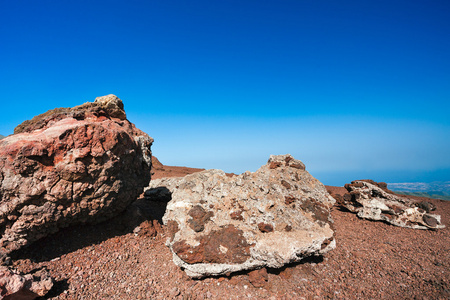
[0,124,446,186]
[388,181,450,192]
[387,181,450,201]
[1,1,449,186]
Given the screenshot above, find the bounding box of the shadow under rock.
[10,191,171,263]
[188,255,325,281]
[267,255,324,275]
[335,205,352,212]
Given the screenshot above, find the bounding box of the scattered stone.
[341,180,445,229]
[0,95,153,256]
[248,268,268,288]
[0,266,53,299]
[147,154,336,278]
[134,219,162,238]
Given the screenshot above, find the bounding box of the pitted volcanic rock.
[0,266,53,299]
[146,154,336,278]
[340,180,445,229]
[0,95,153,257]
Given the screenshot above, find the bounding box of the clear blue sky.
[1,0,449,186]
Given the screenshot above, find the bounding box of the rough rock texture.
[0,95,153,257]
[248,267,268,288]
[7,161,450,299]
[0,266,53,299]
[341,180,445,229]
[146,154,336,278]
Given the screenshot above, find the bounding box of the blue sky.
[1,0,449,186]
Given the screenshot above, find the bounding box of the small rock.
[0,266,53,299]
[416,201,436,213]
[248,268,268,288]
[257,222,274,233]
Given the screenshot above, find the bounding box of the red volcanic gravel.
[9,165,450,299]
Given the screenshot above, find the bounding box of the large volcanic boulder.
[341,180,445,229]
[146,154,335,278]
[0,95,153,257]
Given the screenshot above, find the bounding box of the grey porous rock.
[342,180,445,229]
[0,95,153,257]
[146,154,336,278]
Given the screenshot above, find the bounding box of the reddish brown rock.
[187,205,214,232]
[172,225,251,264]
[0,266,53,299]
[284,196,297,205]
[248,268,268,288]
[135,219,162,238]
[0,95,153,256]
[166,220,180,242]
[229,210,244,221]
[258,222,274,233]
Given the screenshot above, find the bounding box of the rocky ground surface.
[9,163,450,299]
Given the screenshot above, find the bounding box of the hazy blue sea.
[387,181,450,201]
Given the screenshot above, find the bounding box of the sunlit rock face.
[0,95,153,257]
[341,180,445,230]
[0,265,53,299]
[147,154,336,278]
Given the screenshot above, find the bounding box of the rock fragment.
[147,154,336,278]
[341,180,445,229]
[0,266,53,299]
[248,268,268,288]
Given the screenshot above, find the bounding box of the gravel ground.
[10,165,450,299]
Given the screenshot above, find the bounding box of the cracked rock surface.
[0,95,153,257]
[340,180,445,229]
[146,154,336,278]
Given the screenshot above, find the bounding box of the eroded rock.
[0,95,153,256]
[0,266,53,299]
[341,180,445,229]
[248,267,268,288]
[146,154,335,278]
